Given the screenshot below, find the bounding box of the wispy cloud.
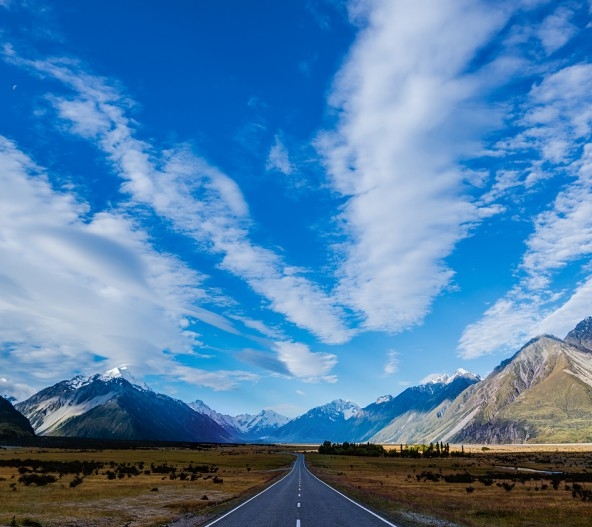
[384,349,399,375]
[536,6,577,55]
[0,135,240,394]
[3,47,352,349]
[273,341,338,383]
[459,58,592,358]
[319,0,513,333]
[266,134,293,175]
[165,364,259,392]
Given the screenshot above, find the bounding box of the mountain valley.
[5,317,592,445]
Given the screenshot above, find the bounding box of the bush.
[18,474,57,486]
[69,475,84,488]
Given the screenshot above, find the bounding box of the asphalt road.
[204,454,399,527]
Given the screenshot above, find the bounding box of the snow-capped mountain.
[346,371,482,442]
[424,368,481,386]
[564,316,592,353]
[100,366,150,390]
[429,327,592,444]
[267,399,361,443]
[16,370,232,442]
[189,400,289,441]
[9,318,592,445]
[231,410,291,439]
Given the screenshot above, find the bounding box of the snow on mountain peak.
[376,395,393,404]
[422,368,480,386]
[101,366,129,380]
[326,399,360,420]
[99,366,149,391]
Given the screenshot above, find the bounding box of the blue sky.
[1,0,592,417]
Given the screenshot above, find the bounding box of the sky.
[1,0,592,417]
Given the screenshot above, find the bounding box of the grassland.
[0,445,294,527]
[2,443,592,527]
[305,444,592,527]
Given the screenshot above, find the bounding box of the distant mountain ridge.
[188,400,289,440]
[7,316,592,444]
[266,370,480,444]
[267,399,361,443]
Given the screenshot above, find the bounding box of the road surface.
[204,454,398,527]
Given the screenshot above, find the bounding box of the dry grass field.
[2,443,592,527]
[0,445,294,527]
[305,444,592,527]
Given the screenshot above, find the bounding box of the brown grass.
[0,445,294,527]
[306,445,592,527]
[4,443,592,527]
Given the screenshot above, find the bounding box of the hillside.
[16,372,233,442]
[10,317,592,445]
[0,396,35,439]
[429,332,592,444]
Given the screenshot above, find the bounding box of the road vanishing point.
[204,454,399,527]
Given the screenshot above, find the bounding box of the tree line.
[318,440,465,458]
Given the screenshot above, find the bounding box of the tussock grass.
[0,445,293,527]
[307,446,592,527]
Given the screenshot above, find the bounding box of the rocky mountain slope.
[16,370,233,442]
[365,370,481,443]
[0,396,35,439]
[424,325,592,444]
[264,371,480,444]
[9,317,592,444]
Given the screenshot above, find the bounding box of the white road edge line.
[202,456,298,527]
[305,462,400,527]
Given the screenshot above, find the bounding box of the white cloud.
[319,0,512,333]
[273,341,338,382]
[166,364,259,392]
[458,65,592,358]
[384,349,399,375]
[32,61,350,343]
[0,135,246,397]
[266,135,293,175]
[229,315,283,340]
[521,180,592,286]
[0,376,31,402]
[537,7,577,55]
[6,51,351,345]
[458,295,543,358]
[534,275,592,338]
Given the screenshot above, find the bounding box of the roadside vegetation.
[3,441,592,527]
[0,445,294,527]
[308,443,592,527]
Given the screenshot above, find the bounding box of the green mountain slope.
[432,332,592,444]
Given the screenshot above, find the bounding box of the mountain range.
[4,316,592,444]
[14,368,233,442]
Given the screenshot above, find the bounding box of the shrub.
[18,474,57,486]
[69,475,84,488]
